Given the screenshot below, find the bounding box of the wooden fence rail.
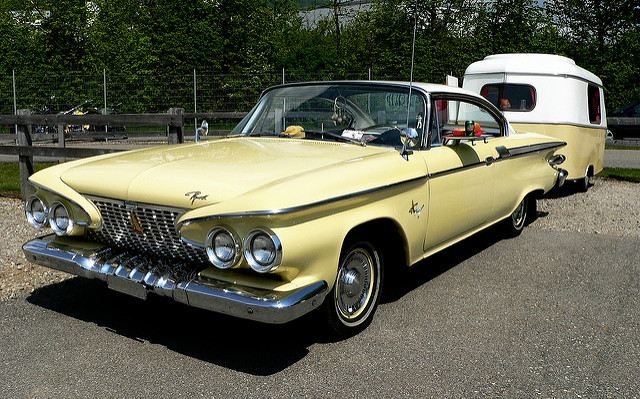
[0,109,246,199]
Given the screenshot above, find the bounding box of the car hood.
[59,137,423,210]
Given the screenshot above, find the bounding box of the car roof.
[464,53,603,86]
[266,80,486,100]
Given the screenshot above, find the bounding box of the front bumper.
[23,235,328,324]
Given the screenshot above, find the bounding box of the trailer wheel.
[579,167,594,192]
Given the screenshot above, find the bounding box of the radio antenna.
[406,1,418,127]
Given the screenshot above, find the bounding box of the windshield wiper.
[246,131,289,138]
[304,129,366,146]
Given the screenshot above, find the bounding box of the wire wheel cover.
[336,247,375,320]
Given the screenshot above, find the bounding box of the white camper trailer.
[463,54,606,190]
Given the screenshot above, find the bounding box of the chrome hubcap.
[512,199,526,227]
[336,248,373,320]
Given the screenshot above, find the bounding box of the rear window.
[480,84,536,112]
[588,85,601,124]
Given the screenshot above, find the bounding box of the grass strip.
[606,145,640,150]
[0,163,55,196]
[598,167,640,183]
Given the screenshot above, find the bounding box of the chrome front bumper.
[23,235,328,324]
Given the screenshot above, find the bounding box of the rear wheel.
[504,195,529,237]
[322,239,383,338]
[579,168,594,192]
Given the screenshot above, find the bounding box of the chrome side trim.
[428,161,488,179]
[428,141,566,180]
[498,142,567,159]
[23,235,328,324]
[178,175,428,228]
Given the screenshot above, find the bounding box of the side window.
[430,99,447,146]
[480,84,536,111]
[430,97,503,144]
[588,85,601,124]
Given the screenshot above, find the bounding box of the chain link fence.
[2,69,447,116]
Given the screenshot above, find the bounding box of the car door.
[420,96,502,252]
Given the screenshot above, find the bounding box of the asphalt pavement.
[1,226,639,397]
[604,149,640,169]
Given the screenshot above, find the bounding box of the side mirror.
[399,128,418,161]
[401,128,418,139]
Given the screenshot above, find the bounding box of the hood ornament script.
[185,190,209,205]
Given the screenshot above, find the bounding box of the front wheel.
[322,239,383,338]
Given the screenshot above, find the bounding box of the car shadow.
[382,224,506,303]
[27,279,321,376]
[26,223,521,374]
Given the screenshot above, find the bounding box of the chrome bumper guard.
[23,235,328,324]
[556,168,568,188]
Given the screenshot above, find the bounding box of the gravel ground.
[1,177,638,302]
[535,178,640,237]
[0,197,69,300]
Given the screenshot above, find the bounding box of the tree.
[545,0,640,109]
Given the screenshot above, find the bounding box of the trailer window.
[480,84,536,112]
[588,85,601,124]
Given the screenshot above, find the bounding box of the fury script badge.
[185,190,209,205]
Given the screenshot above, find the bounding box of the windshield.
[230,83,427,148]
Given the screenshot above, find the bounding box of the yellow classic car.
[23,82,568,337]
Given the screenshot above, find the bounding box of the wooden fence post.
[58,123,65,148]
[16,109,35,200]
[167,108,185,144]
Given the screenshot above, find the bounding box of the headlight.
[244,229,282,273]
[205,227,240,269]
[48,202,74,236]
[26,196,48,229]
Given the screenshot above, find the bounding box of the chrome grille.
[86,197,207,264]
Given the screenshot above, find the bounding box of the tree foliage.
[0,0,638,110]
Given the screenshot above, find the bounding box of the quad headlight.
[205,227,241,269]
[244,229,282,273]
[25,196,48,229]
[48,202,75,236]
[197,226,282,273]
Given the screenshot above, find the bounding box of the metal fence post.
[13,70,17,116]
[17,109,35,200]
[103,69,108,133]
[194,69,198,142]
